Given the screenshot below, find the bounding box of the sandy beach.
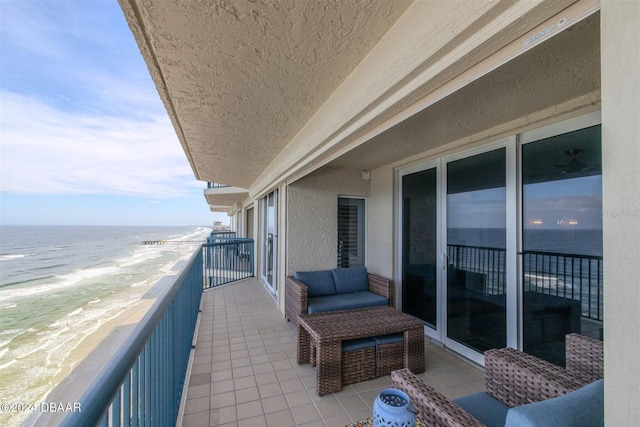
[23,295,160,426]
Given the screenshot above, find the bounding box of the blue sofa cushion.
[332,266,369,293]
[504,379,604,427]
[372,333,403,345]
[307,291,388,314]
[343,337,376,352]
[294,269,336,297]
[453,392,509,427]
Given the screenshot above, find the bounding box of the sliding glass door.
[446,148,507,355]
[261,190,278,296]
[401,166,439,330]
[521,124,602,366]
[398,113,601,366]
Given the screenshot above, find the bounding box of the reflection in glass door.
[261,190,278,295]
[446,148,507,354]
[402,168,438,329]
[521,125,602,366]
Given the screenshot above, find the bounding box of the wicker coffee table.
[297,306,425,395]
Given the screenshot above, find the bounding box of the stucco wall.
[366,165,394,279]
[601,1,640,425]
[286,167,369,275]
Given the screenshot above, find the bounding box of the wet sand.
[24,296,159,426]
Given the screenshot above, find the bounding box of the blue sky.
[0,1,227,226]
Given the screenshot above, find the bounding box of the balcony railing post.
[202,238,254,289]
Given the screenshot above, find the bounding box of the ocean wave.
[0,331,18,350]
[0,357,17,369]
[0,225,212,424]
[0,275,56,290]
[30,264,68,271]
[66,308,84,317]
[0,329,26,347]
[117,250,162,267]
[0,266,121,301]
[0,254,27,261]
[130,279,152,288]
[0,302,18,309]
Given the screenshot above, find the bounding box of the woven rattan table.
[297,306,425,395]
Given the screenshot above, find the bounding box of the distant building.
[212,221,230,231]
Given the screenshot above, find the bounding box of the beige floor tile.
[236,400,264,420]
[235,386,260,404]
[209,405,237,425]
[237,415,267,427]
[261,395,289,414]
[179,279,484,426]
[291,403,322,424]
[210,391,235,409]
[285,389,314,408]
[264,409,297,427]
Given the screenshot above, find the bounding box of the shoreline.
[0,227,210,427]
[23,294,160,427]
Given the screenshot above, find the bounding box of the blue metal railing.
[58,236,254,426]
[59,249,204,427]
[206,182,231,189]
[207,230,236,243]
[203,238,254,288]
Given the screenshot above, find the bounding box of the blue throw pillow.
[504,379,604,427]
[332,266,368,293]
[294,270,336,297]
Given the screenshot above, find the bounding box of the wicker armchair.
[391,333,603,427]
[285,273,394,327]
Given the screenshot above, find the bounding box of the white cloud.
[1,90,200,198]
[0,1,204,200]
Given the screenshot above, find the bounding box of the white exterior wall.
[366,165,395,279]
[601,1,640,425]
[286,168,369,275]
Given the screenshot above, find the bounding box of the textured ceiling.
[121,0,412,189]
[327,12,601,170]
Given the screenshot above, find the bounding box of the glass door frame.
[397,138,518,366]
[442,138,518,365]
[261,190,278,297]
[397,159,444,343]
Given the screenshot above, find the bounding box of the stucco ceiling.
[119,0,412,189]
[327,12,601,170]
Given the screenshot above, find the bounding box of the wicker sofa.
[285,266,394,327]
[391,333,604,427]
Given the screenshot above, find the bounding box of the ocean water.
[447,227,603,257]
[0,225,210,427]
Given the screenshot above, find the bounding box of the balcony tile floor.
[180,279,484,427]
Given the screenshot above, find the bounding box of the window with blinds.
[337,198,365,268]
